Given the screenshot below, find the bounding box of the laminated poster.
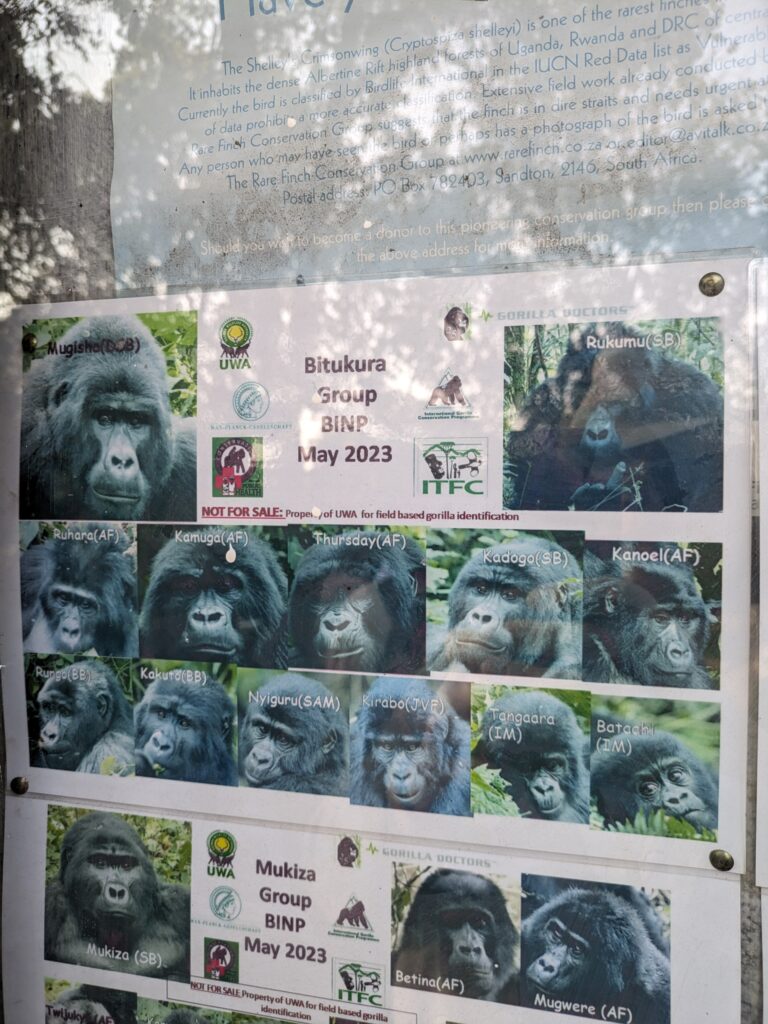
[0,259,752,878]
[2,797,742,1024]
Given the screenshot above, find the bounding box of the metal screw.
[21,332,38,353]
[709,848,734,872]
[10,777,29,795]
[699,272,724,297]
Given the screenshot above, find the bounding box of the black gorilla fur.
[350,677,470,816]
[135,670,237,786]
[506,322,723,512]
[239,673,348,796]
[44,812,189,979]
[21,314,196,521]
[288,532,425,675]
[591,728,719,832]
[33,660,134,774]
[429,537,581,679]
[583,550,715,688]
[140,527,288,667]
[393,868,518,1003]
[47,985,137,1024]
[522,883,670,1024]
[480,690,589,823]
[22,526,138,657]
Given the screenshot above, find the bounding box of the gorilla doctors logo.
[334,959,383,1006]
[219,317,252,369]
[212,437,263,498]
[417,438,487,496]
[208,830,237,878]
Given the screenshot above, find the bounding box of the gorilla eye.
[501,587,523,601]
[216,575,240,593]
[472,582,489,595]
[95,411,113,427]
[668,766,687,783]
[156,708,167,719]
[90,855,108,869]
[171,576,200,596]
[127,413,148,429]
[639,780,658,797]
[406,740,422,752]
[120,858,136,870]
[570,942,585,958]
[178,717,191,729]
[678,612,692,624]
[652,612,670,624]
[377,740,394,751]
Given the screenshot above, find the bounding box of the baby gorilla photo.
[134,669,237,786]
[139,526,288,668]
[477,689,589,823]
[45,811,190,980]
[239,672,348,796]
[591,721,719,836]
[521,876,670,1024]
[20,314,197,522]
[392,867,519,1003]
[350,677,470,816]
[428,534,582,680]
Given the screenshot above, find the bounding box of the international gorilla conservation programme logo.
[219,317,252,369]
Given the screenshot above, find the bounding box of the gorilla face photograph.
[21,522,139,658]
[27,656,134,775]
[288,528,426,675]
[139,526,288,668]
[20,312,197,522]
[427,529,582,680]
[238,671,348,796]
[583,540,721,689]
[45,807,191,980]
[591,697,720,838]
[46,980,137,1024]
[350,677,470,816]
[135,666,238,786]
[521,876,670,1024]
[392,864,519,1004]
[504,319,724,512]
[474,688,590,823]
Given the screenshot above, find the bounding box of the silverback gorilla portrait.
[239,673,348,795]
[45,812,190,979]
[429,536,581,679]
[479,690,589,823]
[591,727,719,834]
[20,315,196,521]
[139,528,288,667]
[350,677,470,815]
[22,527,138,657]
[583,549,717,688]
[32,660,134,774]
[506,322,723,512]
[288,532,426,674]
[521,878,670,1024]
[135,671,237,786]
[393,868,519,1003]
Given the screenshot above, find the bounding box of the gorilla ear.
[221,713,233,738]
[96,692,112,720]
[602,585,620,614]
[321,730,338,754]
[555,581,570,609]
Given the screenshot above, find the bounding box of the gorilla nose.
[667,642,691,663]
[150,733,173,753]
[588,428,609,441]
[469,610,498,626]
[666,790,690,806]
[323,617,350,632]
[192,608,224,625]
[61,624,81,640]
[107,884,128,903]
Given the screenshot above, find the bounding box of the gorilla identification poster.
[108,0,768,291]
[2,797,741,1024]
[0,258,752,881]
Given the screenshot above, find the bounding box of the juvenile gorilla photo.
[22,523,139,658]
[504,319,724,512]
[392,865,519,1003]
[520,875,670,1024]
[28,657,134,774]
[135,668,237,786]
[45,809,190,979]
[238,671,348,796]
[427,530,582,680]
[20,313,197,522]
[350,677,470,816]
[139,526,288,668]
[288,529,426,675]
[474,688,590,823]
[583,541,721,688]
[45,980,137,1024]
[591,698,720,838]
